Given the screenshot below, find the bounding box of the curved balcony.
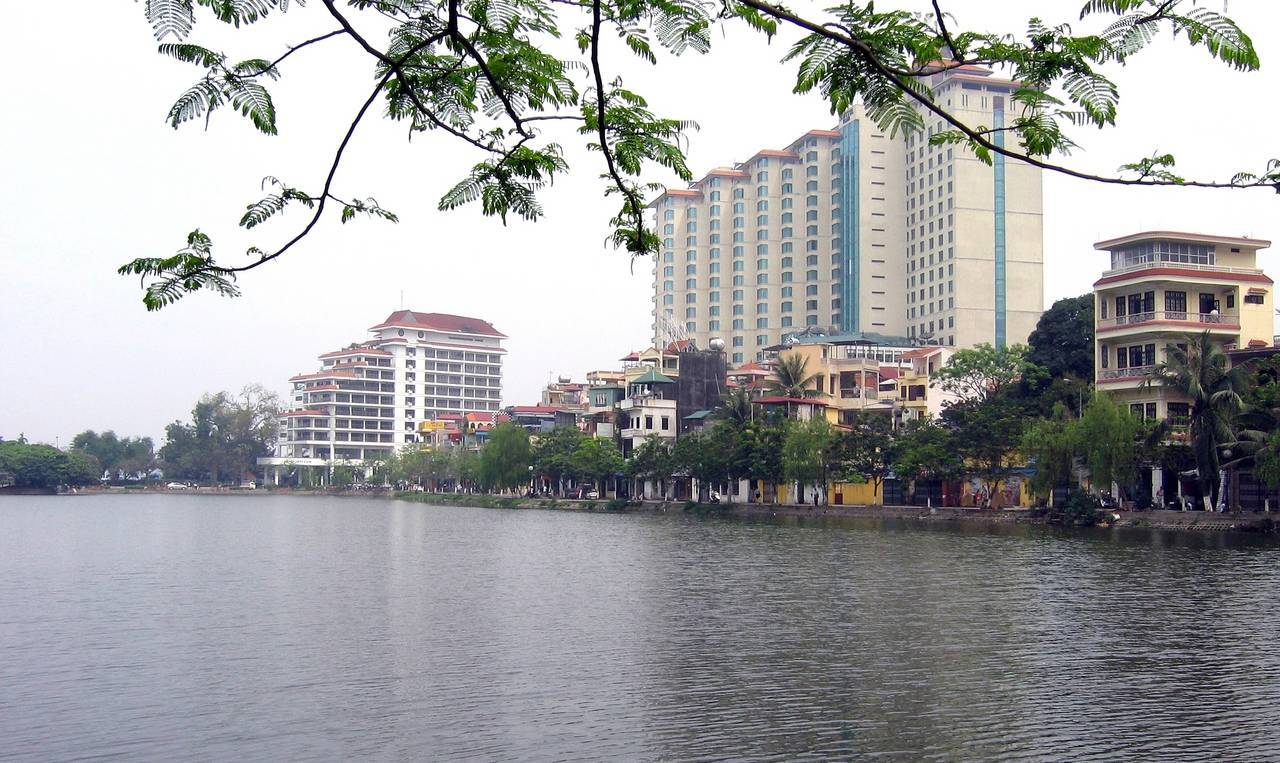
[1098,365,1154,384]
[1097,311,1238,334]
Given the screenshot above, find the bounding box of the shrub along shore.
[45,485,1279,534]
[390,491,1278,533]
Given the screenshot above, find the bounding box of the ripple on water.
[2,494,1279,761]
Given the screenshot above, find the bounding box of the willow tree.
[119,1,1271,308]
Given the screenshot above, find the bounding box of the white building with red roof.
[259,309,505,484]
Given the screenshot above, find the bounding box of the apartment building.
[650,64,1043,363]
[259,310,505,483]
[1092,231,1273,419]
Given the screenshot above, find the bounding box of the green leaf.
[226,80,277,134]
[144,0,196,40]
[166,79,223,128]
[116,229,241,311]
[158,42,224,67]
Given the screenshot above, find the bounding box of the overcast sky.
[2,1,1276,446]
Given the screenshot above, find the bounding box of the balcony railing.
[838,388,879,400]
[1099,365,1154,381]
[1100,311,1237,329]
[1102,261,1263,278]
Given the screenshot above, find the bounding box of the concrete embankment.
[57,487,1280,534]
[393,492,1280,533]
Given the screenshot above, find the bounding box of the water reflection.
[1,494,1278,760]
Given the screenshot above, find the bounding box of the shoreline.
[24,486,1280,534]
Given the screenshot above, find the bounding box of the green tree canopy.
[1148,330,1252,507]
[1075,393,1144,491]
[0,442,100,490]
[835,412,897,496]
[892,417,962,486]
[1027,294,1095,382]
[1021,404,1078,497]
[532,427,587,489]
[942,393,1028,494]
[477,422,533,490]
[161,384,281,483]
[71,430,156,478]
[117,1,1272,308]
[626,435,673,483]
[569,436,624,490]
[782,416,836,502]
[934,343,1039,404]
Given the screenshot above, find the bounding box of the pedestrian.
[812,491,819,507]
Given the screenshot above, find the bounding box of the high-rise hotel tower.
[650,65,1043,364]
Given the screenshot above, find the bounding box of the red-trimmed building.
[1092,231,1273,421]
[260,310,505,485]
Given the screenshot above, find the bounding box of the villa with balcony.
[1093,231,1273,420]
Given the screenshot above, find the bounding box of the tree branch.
[239,29,346,77]
[736,0,1277,192]
[212,31,449,277]
[590,0,646,246]
[445,0,534,139]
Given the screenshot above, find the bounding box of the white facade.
[650,64,1044,363]
[261,310,505,473]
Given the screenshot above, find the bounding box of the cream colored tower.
[650,64,1045,363]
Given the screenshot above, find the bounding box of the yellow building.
[894,346,959,422]
[1093,231,1273,419]
[773,340,896,423]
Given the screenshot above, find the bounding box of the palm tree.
[713,387,755,424]
[1147,330,1253,509]
[769,354,824,399]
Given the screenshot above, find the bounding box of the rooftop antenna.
[399,290,404,309]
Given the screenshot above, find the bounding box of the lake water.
[3,494,1280,760]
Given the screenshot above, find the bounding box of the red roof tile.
[370,310,506,337]
[509,405,562,414]
[731,361,771,376]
